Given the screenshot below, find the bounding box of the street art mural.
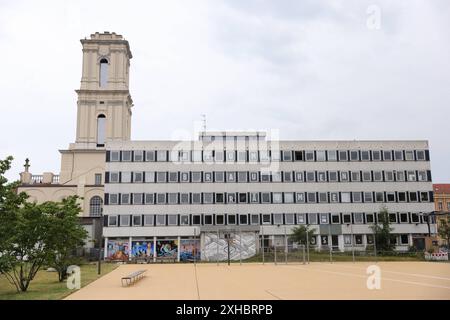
[156,239,178,258]
[131,240,154,258]
[202,232,257,261]
[107,239,129,261]
[180,239,201,261]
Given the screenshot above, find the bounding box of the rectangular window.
[284,192,294,203]
[385,171,394,181]
[226,171,236,182]
[353,192,362,203]
[215,193,225,204]
[249,151,258,162]
[238,171,248,182]
[226,151,235,162]
[180,193,190,204]
[133,193,143,205]
[318,192,328,203]
[420,192,429,202]
[411,213,420,223]
[362,171,372,182]
[156,151,167,162]
[145,172,155,183]
[338,150,348,161]
[250,214,259,225]
[396,170,405,181]
[133,150,143,162]
[144,215,154,226]
[166,215,177,226]
[260,151,270,162]
[110,151,120,162]
[340,171,349,182]
[202,172,211,183]
[296,192,305,203]
[350,150,359,161]
[407,171,416,181]
[192,172,202,183]
[305,151,315,161]
[409,192,418,202]
[122,151,132,162]
[389,213,397,223]
[145,193,154,204]
[261,192,271,204]
[341,214,350,224]
[179,151,189,162]
[249,171,259,182]
[364,192,373,203]
[417,171,427,181]
[145,151,155,162]
[121,193,130,205]
[320,213,329,224]
[271,150,281,161]
[282,150,292,161]
[273,192,283,204]
[394,150,404,161]
[110,172,119,183]
[294,151,304,161]
[192,215,201,225]
[308,213,318,224]
[203,193,213,204]
[192,193,202,204]
[398,192,407,202]
[203,215,213,225]
[203,150,213,162]
[237,151,247,162]
[361,151,370,161]
[400,213,409,223]
[120,215,130,227]
[317,171,327,182]
[95,173,102,185]
[156,172,167,183]
[285,214,295,225]
[214,171,225,183]
[306,171,315,182]
[372,150,381,161]
[239,214,248,225]
[387,192,396,202]
[354,212,364,224]
[180,214,189,226]
[295,171,304,182]
[297,214,306,224]
[227,193,236,204]
[133,172,143,183]
[351,171,360,182]
[108,215,118,226]
[329,171,338,182]
[366,213,374,223]
[155,215,166,226]
[330,192,339,203]
[238,193,248,203]
[327,150,337,161]
[168,193,178,204]
[283,171,293,182]
[307,192,317,203]
[272,171,282,182]
[156,193,166,204]
[227,214,236,225]
[373,171,383,182]
[416,150,426,161]
[355,235,363,245]
[192,151,202,162]
[341,192,351,203]
[121,172,131,183]
[400,234,409,245]
[383,150,392,161]
[375,192,384,202]
[168,172,178,183]
[316,151,326,161]
[215,215,224,225]
[273,214,283,225]
[405,150,414,161]
[262,214,271,224]
[261,172,271,182]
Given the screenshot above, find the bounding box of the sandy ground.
[65,262,450,300]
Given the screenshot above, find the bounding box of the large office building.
[16,32,437,261]
[103,135,436,261]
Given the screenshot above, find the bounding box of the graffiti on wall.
[131,241,154,258]
[156,240,178,258]
[180,239,201,261]
[202,232,257,261]
[107,239,129,261]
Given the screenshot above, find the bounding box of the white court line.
[309,263,450,282]
[283,265,450,291]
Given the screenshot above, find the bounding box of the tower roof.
[80,31,132,58]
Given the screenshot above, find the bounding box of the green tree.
[438,215,450,247]
[289,225,316,247]
[45,196,88,282]
[370,207,395,253]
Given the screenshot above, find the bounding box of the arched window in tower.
[99,58,109,88]
[97,114,106,146]
[89,196,103,217]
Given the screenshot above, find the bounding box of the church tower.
[74,31,133,149]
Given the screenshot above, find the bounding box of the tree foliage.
[289,225,316,246]
[438,215,450,247]
[369,207,395,253]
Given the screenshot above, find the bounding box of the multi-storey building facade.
[433,184,450,246]
[103,134,436,261]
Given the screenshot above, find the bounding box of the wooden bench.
[121,270,147,286]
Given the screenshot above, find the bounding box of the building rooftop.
[433,184,450,194]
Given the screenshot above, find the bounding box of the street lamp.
[347,223,355,263]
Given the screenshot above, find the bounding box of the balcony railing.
[52,175,60,184]
[31,175,43,184]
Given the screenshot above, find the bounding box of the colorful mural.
[156,239,178,258]
[107,239,129,261]
[131,240,154,258]
[180,239,201,261]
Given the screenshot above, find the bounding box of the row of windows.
[105,170,432,184]
[105,212,430,228]
[107,149,429,163]
[105,190,433,205]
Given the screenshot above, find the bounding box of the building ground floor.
[102,225,432,262]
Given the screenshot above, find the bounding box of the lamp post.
[347,223,355,263]
[306,224,310,264]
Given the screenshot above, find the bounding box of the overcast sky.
[1,0,449,182]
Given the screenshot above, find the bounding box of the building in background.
[103,135,436,261]
[433,184,450,246]
[18,32,133,249]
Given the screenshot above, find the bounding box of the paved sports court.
[65,262,450,300]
